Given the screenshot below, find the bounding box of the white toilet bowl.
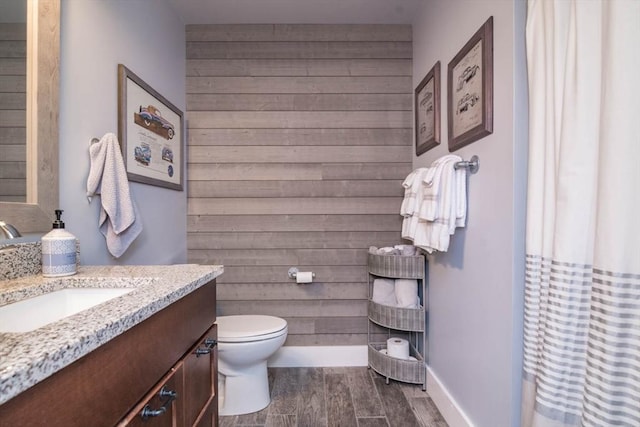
[217,315,288,416]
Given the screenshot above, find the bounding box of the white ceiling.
[167,0,423,25]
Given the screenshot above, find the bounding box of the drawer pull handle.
[195,338,217,357]
[140,387,177,420]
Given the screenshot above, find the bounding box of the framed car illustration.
[414,61,441,156]
[447,17,493,152]
[118,64,184,190]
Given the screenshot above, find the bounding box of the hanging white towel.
[86,133,142,258]
[401,168,430,241]
[416,159,454,252]
[419,155,461,222]
[412,155,467,253]
[400,170,417,216]
[454,165,467,229]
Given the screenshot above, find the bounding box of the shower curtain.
[522,0,640,426]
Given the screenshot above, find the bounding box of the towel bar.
[454,155,479,174]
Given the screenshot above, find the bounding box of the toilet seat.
[217,315,287,343]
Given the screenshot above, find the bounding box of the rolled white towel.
[377,247,401,255]
[369,246,378,255]
[394,245,417,256]
[395,279,419,309]
[372,278,397,307]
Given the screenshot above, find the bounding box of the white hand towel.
[372,278,397,307]
[87,133,142,258]
[401,168,430,241]
[400,170,417,216]
[413,154,468,253]
[419,155,462,222]
[454,167,467,228]
[395,279,419,308]
[401,168,429,217]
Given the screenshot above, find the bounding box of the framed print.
[447,16,493,152]
[415,61,441,156]
[118,64,184,190]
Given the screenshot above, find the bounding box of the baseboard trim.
[268,345,368,367]
[426,366,474,427]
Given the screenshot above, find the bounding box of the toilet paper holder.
[287,267,315,280]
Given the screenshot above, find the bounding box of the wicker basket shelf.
[368,300,425,332]
[367,253,425,279]
[368,342,425,385]
[367,250,427,390]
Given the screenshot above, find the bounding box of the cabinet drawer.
[118,364,184,427]
[184,324,217,427]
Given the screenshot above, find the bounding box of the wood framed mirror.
[0,0,59,234]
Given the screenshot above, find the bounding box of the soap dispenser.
[42,209,77,277]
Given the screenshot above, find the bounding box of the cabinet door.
[194,400,215,427]
[118,364,184,427]
[183,324,217,427]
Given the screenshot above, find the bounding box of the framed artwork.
[447,16,493,152]
[118,64,184,191]
[415,61,441,156]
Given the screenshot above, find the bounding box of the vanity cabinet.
[0,279,218,427]
[119,324,218,427]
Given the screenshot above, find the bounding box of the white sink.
[0,288,134,333]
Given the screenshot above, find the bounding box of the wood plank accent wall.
[186,25,412,346]
[0,23,27,202]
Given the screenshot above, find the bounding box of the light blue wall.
[412,1,527,426]
[59,0,187,265]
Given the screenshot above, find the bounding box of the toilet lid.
[217,315,287,342]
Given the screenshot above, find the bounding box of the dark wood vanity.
[0,279,218,427]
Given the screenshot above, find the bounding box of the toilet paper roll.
[296,271,314,284]
[386,337,410,360]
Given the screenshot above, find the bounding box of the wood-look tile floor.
[219,367,448,427]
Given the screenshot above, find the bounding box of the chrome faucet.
[0,221,22,239]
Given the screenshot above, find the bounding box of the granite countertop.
[0,264,223,405]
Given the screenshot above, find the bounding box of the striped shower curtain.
[522,0,640,426]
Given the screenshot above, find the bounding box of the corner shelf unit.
[367,252,427,390]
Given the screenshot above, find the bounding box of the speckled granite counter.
[0,264,223,405]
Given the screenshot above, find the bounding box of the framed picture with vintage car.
[118,64,184,190]
[447,17,493,152]
[415,61,441,156]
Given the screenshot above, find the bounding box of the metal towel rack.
[454,155,479,174]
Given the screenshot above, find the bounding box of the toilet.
[216,315,288,416]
